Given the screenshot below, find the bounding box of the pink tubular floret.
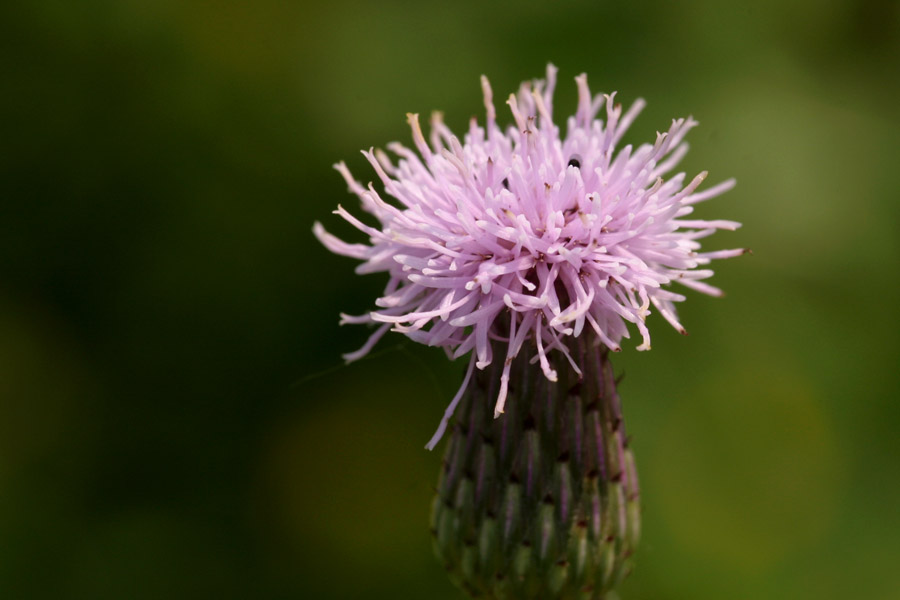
[314,65,743,448]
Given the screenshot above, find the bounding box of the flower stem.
[431,335,640,599]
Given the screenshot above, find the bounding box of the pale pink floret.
[314,66,744,449]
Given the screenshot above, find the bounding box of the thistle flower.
[316,66,743,599]
[314,65,744,450]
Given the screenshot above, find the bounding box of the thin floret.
[314,65,744,449]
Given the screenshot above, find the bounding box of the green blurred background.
[2,0,899,598]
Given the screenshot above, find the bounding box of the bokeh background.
[2,1,899,598]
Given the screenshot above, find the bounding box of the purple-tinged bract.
[315,66,744,448]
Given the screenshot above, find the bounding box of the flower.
[314,65,744,449]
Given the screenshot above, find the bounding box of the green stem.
[431,335,640,599]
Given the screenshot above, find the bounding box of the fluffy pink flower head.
[315,65,744,449]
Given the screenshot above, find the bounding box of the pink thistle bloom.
[314,65,744,449]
